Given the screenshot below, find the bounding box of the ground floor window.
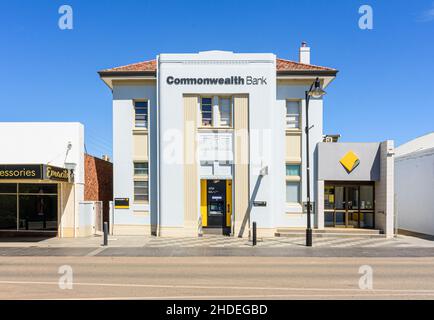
[0,183,58,231]
[324,182,375,229]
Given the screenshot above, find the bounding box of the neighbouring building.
[99,43,395,238]
[395,132,434,237]
[0,122,112,238]
[84,154,113,224]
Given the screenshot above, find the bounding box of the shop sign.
[114,198,130,209]
[43,165,72,182]
[0,164,73,182]
[0,164,42,180]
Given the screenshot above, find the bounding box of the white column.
[316,180,325,229]
[212,96,219,127]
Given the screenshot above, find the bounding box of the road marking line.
[86,247,107,257]
[1,280,434,294]
[51,292,434,300]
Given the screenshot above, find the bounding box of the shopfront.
[324,182,375,228]
[0,164,73,235]
[317,141,394,236]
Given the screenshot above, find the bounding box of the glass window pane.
[335,187,345,209]
[201,98,212,105]
[134,101,148,128]
[219,98,231,127]
[134,163,148,176]
[286,181,300,203]
[286,101,300,115]
[324,185,335,210]
[360,186,374,210]
[134,181,149,201]
[0,195,17,229]
[286,164,300,176]
[19,184,57,194]
[18,195,58,231]
[0,184,17,194]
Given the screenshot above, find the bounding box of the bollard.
[103,222,108,246]
[252,222,257,246]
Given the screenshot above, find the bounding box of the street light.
[305,77,326,247]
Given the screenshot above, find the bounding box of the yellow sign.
[340,151,360,173]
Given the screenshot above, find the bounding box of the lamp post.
[305,77,326,247]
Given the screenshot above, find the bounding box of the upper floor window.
[134,101,148,129]
[286,101,300,129]
[200,96,233,128]
[133,161,149,202]
[219,97,232,127]
[134,162,148,176]
[286,163,301,204]
[200,97,213,127]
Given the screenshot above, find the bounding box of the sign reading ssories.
[0,164,73,182]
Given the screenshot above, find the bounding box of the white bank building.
[99,43,395,238]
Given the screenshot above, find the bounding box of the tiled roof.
[99,59,157,73]
[276,58,336,72]
[99,57,336,74]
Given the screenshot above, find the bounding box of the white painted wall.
[0,122,84,184]
[112,83,157,230]
[0,122,85,236]
[396,148,434,236]
[158,51,278,230]
[276,83,324,228]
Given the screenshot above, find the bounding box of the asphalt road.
[1,256,434,299]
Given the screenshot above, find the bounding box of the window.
[134,181,148,202]
[134,162,148,176]
[219,97,232,127]
[286,164,300,176]
[286,182,300,204]
[285,163,301,204]
[134,101,148,128]
[134,161,149,202]
[201,97,213,127]
[286,101,300,129]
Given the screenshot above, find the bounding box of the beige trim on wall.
[183,95,199,232]
[233,95,249,238]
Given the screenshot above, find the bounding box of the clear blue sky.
[1,0,433,158]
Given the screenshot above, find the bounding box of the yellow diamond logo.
[340,151,360,173]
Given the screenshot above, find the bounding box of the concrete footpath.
[0,234,433,257]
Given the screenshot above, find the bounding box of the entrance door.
[324,183,375,229]
[200,180,232,233]
[346,186,359,228]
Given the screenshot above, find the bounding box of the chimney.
[299,41,311,65]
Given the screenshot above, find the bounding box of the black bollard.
[103,222,108,246]
[252,222,257,246]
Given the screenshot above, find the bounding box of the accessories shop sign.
[166,76,267,86]
[0,164,74,183]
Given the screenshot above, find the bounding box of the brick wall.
[84,154,113,223]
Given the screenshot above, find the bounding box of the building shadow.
[237,175,263,238]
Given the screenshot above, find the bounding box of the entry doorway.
[200,179,232,235]
[324,183,375,229]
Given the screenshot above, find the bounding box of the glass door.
[346,186,360,228]
[334,186,346,227]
